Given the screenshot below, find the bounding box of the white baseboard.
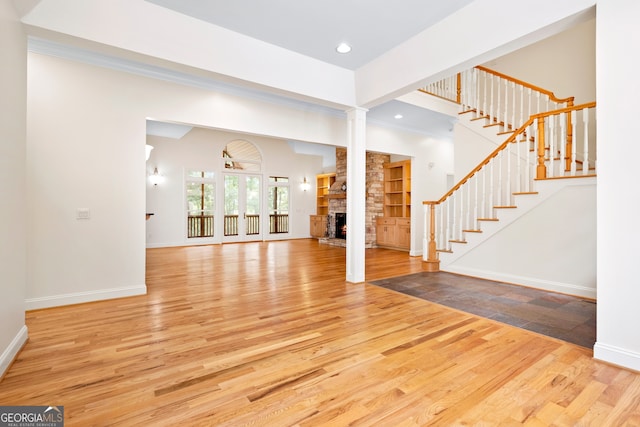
[594,342,640,372]
[25,285,147,310]
[0,325,28,379]
[442,265,597,299]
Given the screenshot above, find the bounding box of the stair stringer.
[439,176,597,298]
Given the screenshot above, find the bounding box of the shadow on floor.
[371,271,596,348]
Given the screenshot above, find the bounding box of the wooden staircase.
[420,66,597,274]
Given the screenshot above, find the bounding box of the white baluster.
[481,166,487,218]
[467,70,473,111]
[489,160,494,214]
[548,114,555,177]
[482,70,488,118]
[519,85,524,130]
[423,204,428,261]
[496,77,502,128]
[450,194,455,250]
[571,110,578,176]
[497,150,503,206]
[472,69,477,112]
[474,173,479,229]
[503,78,509,129]
[438,201,444,250]
[458,188,464,241]
[506,141,512,205]
[489,74,495,123]
[516,134,522,194]
[511,81,516,131]
[465,182,471,231]
[559,112,567,176]
[583,109,590,174]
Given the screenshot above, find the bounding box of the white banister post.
[346,107,367,283]
[422,204,428,262]
[511,81,516,131]
[583,109,590,174]
[571,110,578,175]
[549,114,556,177]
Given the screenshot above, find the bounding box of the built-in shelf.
[310,172,336,238]
[377,160,411,250]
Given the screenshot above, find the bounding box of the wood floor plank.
[0,240,639,426]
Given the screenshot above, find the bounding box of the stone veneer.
[325,147,389,247]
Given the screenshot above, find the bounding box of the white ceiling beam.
[20,0,357,109]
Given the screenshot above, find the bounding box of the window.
[186,171,215,238]
[222,139,262,172]
[268,176,289,234]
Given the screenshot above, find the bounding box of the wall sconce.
[149,167,163,186]
[300,177,311,192]
[145,144,154,161]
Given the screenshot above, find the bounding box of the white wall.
[26,52,454,307]
[453,120,503,182]
[145,128,322,247]
[594,0,640,371]
[446,180,597,298]
[0,0,28,377]
[485,18,596,104]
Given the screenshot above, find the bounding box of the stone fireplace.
[320,147,389,248]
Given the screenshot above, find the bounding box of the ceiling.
[145,0,475,70]
[140,0,467,139]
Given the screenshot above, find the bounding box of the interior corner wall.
[366,124,454,255]
[25,51,348,309]
[484,17,596,104]
[0,0,28,377]
[594,0,640,371]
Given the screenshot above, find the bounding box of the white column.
[346,107,367,283]
[594,0,640,372]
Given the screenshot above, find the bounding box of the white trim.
[594,342,640,372]
[443,265,596,299]
[147,240,219,249]
[25,285,147,310]
[410,249,423,257]
[0,326,28,378]
[27,37,346,120]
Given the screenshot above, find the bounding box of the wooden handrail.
[423,102,596,206]
[475,66,575,105]
[529,101,595,119]
[419,66,575,107]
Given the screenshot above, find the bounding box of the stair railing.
[422,102,596,272]
[421,66,575,132]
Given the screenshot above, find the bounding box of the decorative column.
[346,107,367,283]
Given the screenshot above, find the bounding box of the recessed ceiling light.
[394,114,403,119]
[336,43,352,54]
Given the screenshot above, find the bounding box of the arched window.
[222,139,262,172]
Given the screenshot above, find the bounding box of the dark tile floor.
[371,271,596,348]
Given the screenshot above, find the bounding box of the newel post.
[536,116,547,179]
[422,202,440,272]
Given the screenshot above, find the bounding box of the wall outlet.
[76,208,90,220]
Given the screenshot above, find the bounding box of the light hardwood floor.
[1,239,639,426]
